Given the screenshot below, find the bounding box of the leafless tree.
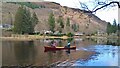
[78,0,120,13]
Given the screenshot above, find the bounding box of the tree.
[66,17,70,33]
[23,8,32,34]
[117,24,120,36]
[107,22,112,34]
[13,6,38,34]
[118,24,120,31]
[107,21,118,34]
[113,19,117,26]
[66,17,70,27]
[48,12,55,32]
[57,16,64,28]
[31,12,39,32]
[13,6,25,34]
[57,16,64,33]
[72,23,79,32]
[112,19,117,33]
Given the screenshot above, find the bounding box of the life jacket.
[67,42,70,47]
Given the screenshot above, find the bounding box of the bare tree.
[78,0,120,13]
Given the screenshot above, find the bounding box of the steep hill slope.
[2,2,108,35]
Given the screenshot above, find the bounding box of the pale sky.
[44,0,118,24]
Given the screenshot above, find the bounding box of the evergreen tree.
[66,17,70,33]
[48,12,55,32]
[107,22,112,34]
[113,19,117,26]
[72,23,79,32]
[118,24,120,30]
[13,6,38,34]
[117,24,120,36]
[57,16,64,33]
[66,17,70,27]
[60,18,64,29]
[32,12,38,25]
[13,6,24,34]
[57,16,64,28]
[23,8,32,33]
[31,12,39,32]
[107,20,119,34]
[112,19,117,33]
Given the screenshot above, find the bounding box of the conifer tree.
[66,17,70,27]
[57,16,64,33]
[112,19,117,33]
[13,6,25,34]
[66,17,70,33]
[48,12,55,32]
[13,6,38,34]
[31,12,39,33]
[57,16,64,28]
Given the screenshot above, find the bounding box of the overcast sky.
[44,0,118,24]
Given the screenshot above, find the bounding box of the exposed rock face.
[2,2,108,35]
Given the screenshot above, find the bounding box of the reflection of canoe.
[44,46,76,52]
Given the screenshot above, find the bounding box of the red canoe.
[44,46,76,51]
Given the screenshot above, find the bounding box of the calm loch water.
[2,38,120,66]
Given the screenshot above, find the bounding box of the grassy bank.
[0,35,69,41]
[0,34,119,41]
[85,35,119,39]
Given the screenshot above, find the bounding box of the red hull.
[44,46,76,52]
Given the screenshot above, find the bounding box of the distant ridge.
[2,2,108,35]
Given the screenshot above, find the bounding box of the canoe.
[44,46,76,51]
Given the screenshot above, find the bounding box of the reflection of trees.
[14,41,36,66]
[85,38,119,46]
[112,52,116,58]
[117,39,120,46]
[56,51,63,60]
[98,38,107,44]
[106,38,119,46]
[46,51,63,65]
[47,52,54,64]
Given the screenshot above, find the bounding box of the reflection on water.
[2,41,36,66]
[14,41,36,65]
[73,45,118,66]
[2,38,119,66]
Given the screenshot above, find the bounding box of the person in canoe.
[50,40,57,47]
[65,41,71,48]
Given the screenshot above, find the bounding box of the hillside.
[2,2,108,35]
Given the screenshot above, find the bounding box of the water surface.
[2,38,120,66]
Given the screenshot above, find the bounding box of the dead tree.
[78,0,120,13]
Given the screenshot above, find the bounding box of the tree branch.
[92,1,120,13]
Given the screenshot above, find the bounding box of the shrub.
[67,32,74,37]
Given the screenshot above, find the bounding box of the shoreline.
[0,35,119,41]
[0,35,70,41]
